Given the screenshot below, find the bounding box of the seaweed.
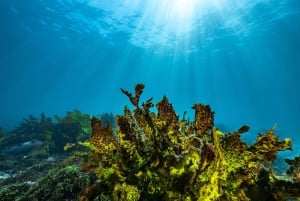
[1,84,299,201]
[75,84,300,201]
[0,165,90,201]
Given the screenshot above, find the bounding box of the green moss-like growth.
[20,165,90,201]
[0,183,31,201]
[113,183,140,201]
[76,84,300,201]
[54,109,93,141]
[0,165,90,201]
[1,113,54,147]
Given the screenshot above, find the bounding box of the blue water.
[0,0,300,152]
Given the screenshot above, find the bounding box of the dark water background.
[0,0,299,154]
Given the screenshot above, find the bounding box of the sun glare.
[159,0,218,31]
[87,0,226,47]
[172,0,196,20]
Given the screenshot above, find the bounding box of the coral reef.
[76,84,300,201]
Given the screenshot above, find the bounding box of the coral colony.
[74,84,300,201]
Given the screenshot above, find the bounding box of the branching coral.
[77,84,300,201]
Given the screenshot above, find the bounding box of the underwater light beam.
[172,0,195,19]
[86,0,228,47]
[170,0,221,19]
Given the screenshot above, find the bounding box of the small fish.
[1,140,43,154]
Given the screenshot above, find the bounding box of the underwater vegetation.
[0,110,116,196]
[1,84,300,201]
[72,84,300,201]
[0,110,116,156]
[0,165,90,201]
[0,127,4,138]
[0,111,117,200]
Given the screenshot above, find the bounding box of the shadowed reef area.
[0,84,300,201]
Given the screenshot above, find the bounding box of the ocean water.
[0,0,299,154]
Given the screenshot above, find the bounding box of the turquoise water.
[0,0,299,150]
